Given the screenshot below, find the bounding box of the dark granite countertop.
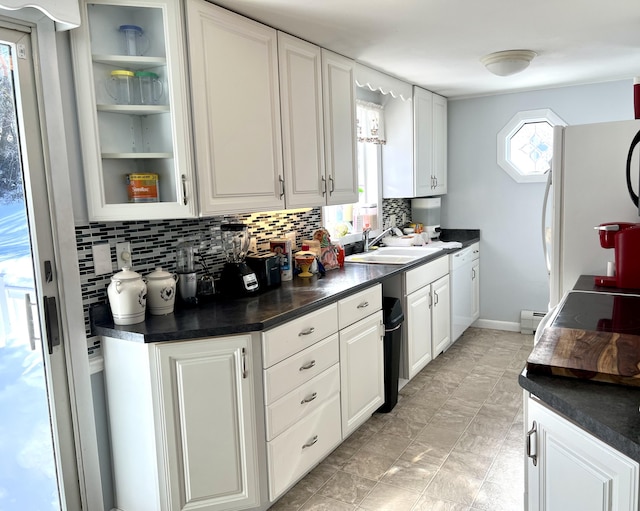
[519,275,640,463]
[92,230,480,343]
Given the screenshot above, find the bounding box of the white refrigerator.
[547,119,640,308]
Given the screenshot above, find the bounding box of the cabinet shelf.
[101,152,173,159]
[97,104,169,115]
[93,54,167,69]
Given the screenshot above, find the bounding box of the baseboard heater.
[520,310,546,335]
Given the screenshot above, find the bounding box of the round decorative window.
[497,109,566,183]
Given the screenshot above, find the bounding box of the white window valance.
[355,63,412,102]
[356,100,386,145]
[0,0,80,30]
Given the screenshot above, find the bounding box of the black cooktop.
[552,292,640,335]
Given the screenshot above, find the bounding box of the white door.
[431,275,451,357]
[471,259,480,323]
[405,286,432,380]
[413,86,433,197]
[0,26,80,510]
[431,93,448,195]
[155,336,260,511]
[186,0,284,215]
[322,49,358,206]
[526,397,639,511]
[278,32,325,208]
[339,312,384,437]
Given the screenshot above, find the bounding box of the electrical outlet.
[116,242,132,269]
[92,243,112,276]
[389,214,397,227]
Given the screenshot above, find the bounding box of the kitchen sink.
[344,246,444,265]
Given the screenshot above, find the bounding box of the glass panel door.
[0,30,63,511]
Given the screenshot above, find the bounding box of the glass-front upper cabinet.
[71,0,196,221]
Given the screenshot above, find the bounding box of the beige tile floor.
[269,327,533,511]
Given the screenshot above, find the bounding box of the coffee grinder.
[220,223,259,296]
[176,239,198,305]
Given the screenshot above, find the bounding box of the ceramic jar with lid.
[145,267,178,315]
[107,267,147,325]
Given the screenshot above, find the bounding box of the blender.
[220,223,259,296]
[176,239,198,305]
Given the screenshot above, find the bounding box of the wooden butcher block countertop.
[527,326,640,387]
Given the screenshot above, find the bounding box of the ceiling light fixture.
[481,50,537,77]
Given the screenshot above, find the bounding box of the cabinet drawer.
[267,393,342,501]
[265,363,340,441]
[337,284,382,329]
[262,303,338,368]
[406,257,448,295]
[264,334,339,405]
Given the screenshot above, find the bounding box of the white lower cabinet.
[262,307,342,502]
[525,395,639,511]
[103,334,260,511]
[339,310,384,437]
[384,256,450,380]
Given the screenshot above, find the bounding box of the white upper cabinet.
[278,35,358,208]
[71,0,197,221]
[278,33,325,208]
[414,86,447,196]
[322,49,359,206]
[381,82,447,198]
[186,0,285,215]
[432,92,448,195]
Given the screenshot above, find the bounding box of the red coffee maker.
[594,222,640,289]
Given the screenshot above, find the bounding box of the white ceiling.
[209,0,640,98]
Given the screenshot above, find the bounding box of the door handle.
[43,296,60,355]
[321,176,327,196]
[278,175,285,199]
[526,420,537,466]
[181,175,188,205]
[25,293,38,351]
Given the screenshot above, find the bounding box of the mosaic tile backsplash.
[77,199,412,342]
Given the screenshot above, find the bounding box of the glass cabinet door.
[71,0,195,221]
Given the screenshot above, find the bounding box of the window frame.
[497,108,566,183]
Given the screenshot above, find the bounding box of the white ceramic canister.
[107,267,147,325]
[145,267,178,315]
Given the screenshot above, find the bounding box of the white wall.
[443,80,633,325]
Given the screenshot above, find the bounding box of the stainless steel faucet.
[363,226,396,251]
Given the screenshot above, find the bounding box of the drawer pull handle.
[299,327,315,337]
[299,360,316,371]
[357,301,369,309]
[301,392,318,404]
[302,435,318,449]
